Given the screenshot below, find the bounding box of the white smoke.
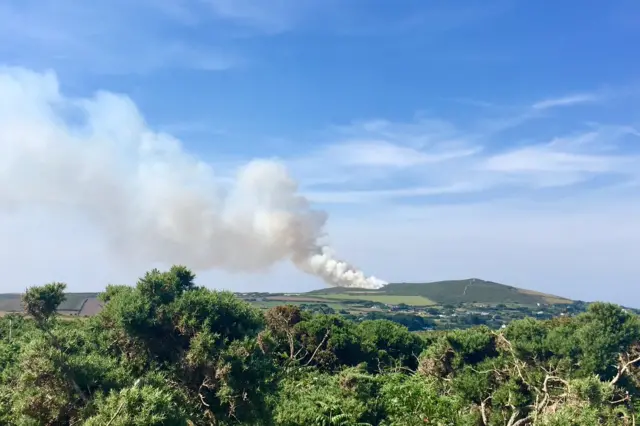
[0,67,386,289]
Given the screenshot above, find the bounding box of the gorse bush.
[0,266,638,425]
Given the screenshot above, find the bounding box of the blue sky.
[0,0,639,305]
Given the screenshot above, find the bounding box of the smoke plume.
[0,67,386,289]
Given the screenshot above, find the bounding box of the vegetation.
[317,294,436,306]
[1,266,639,425]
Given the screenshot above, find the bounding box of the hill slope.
[307,278,572,306]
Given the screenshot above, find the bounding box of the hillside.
[0,292,102,316]
[307,278,573,306]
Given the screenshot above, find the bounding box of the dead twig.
[304,329,331,366]
[610,353,640,386]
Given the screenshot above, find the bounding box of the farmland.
[0,277,619,332]
[310,293,435,306]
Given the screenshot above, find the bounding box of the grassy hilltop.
[307,278,572,306]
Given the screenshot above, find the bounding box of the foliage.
[360,311,435,331]
[21,282,66,326]
[273,367,380,426]
[1,266,639,425]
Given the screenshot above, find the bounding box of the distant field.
[250,300,345,311]
[317,294,436,306]
[265,296,330,303]
[251,300,294,310]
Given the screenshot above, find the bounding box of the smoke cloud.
[0,67,386,289]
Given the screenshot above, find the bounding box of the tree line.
[0,266,639,425]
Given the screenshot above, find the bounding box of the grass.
[265,296,330,303]
[317,294,436,306]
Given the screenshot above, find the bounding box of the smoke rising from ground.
[0,67,386,289]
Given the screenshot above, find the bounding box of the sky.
[0,0,639,305]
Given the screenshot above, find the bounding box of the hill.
[307,278,573,306]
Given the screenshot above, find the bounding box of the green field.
[317,294,435,306]
[251,300,346,311]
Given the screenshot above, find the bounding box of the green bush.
[1,266,638,425]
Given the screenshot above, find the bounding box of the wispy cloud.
[480,143,636,188]
[283,98,640,205]
[0,0,241,74]
[202,0,322,34]
[321,141,481,168]
[0,0,516,74]
[200,0,512,36]
[307,183,482,204]
[282,117,482,192]
[532,93,598,110]
[442,97,496,108]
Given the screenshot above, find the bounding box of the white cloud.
[307,183,480,204]
[478,125,640,188]
[320,140,481,168]
[483,149,623,173]
[332,118,464,150]
[532,93,597,110]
